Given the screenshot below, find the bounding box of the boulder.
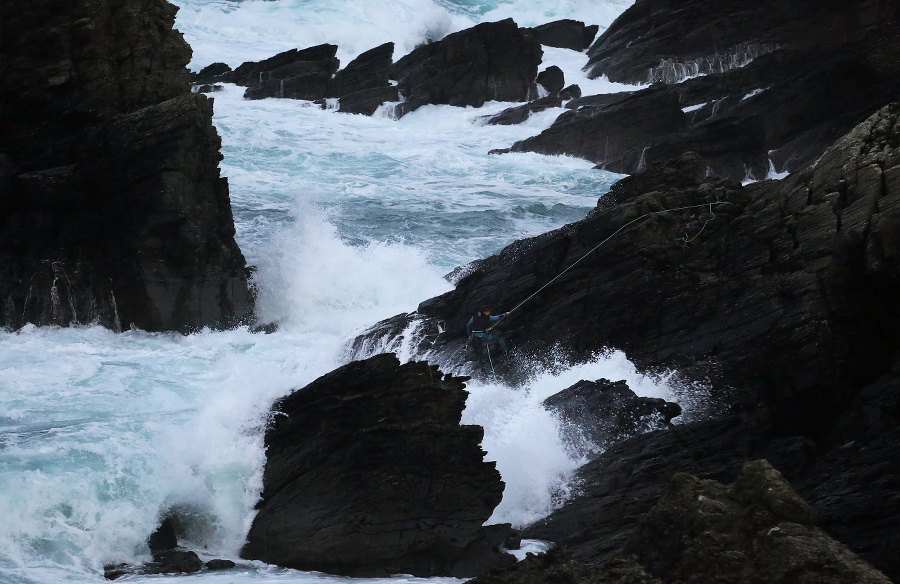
[559,84,581,101]
[0,0,252,332]
[192,62,233,84]
[530,19,599,52]
[536,66,565,96]
[241,353,515,577]
[391,19,542,117]
[543,378,681,452]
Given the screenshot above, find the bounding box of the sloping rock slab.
[241,353,514,577]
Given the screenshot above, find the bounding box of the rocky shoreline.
[8,0,899,581]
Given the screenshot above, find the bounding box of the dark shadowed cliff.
[0,0,253,332]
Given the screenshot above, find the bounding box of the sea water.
[0,1,672,582]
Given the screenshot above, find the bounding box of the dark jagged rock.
[205,559,236,570]
[192,62,233,84]
[238,44,340,101]
[559,84,581,101]
[484,96,562,126]
[390,19,542,117]
[543,379,681,452]
[104,516,203,579]
[233,44,338,87]
[0,0,253,332]
[624,461,890,583]
[493,463,890,584]
[530,19,599,52]
[329,42,394,97]
[536,66,565,96]
[147,518,178,554]
[339,86,401,116]
[502,86,691,173]
[502,1,900,179]
[241,353,515,577]
[352,106,900,577]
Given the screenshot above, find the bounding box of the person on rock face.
[466,306,510,354]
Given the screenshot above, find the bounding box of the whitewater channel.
[0,1,687,583]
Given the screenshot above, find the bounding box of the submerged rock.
[484,96,562,126]
[0,0,253,332]
[241,353,515,577]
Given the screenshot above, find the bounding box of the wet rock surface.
[391,19,542,118]
[543,379,681,453]
[529,19,599,52]
[241,353,515,577]
[104,517,233,579]
[503,0,900,180]
[483,462,891,584]
[354,104,900,579]
[0,0,252,332]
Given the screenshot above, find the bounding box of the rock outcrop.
[500,0,900,180]
[529,19,599,52]
[390,19,542,117]
[476,462,891,584]
[241,353,516,577]
[0,0,252,332]
[352,104,900,578]
[543,379,681,453]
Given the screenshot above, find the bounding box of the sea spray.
[462,350,674,526]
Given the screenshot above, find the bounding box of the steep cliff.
[0,0,252,332]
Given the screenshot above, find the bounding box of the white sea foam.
[463,351,673,527]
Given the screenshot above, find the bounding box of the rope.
[486,197,730,331]
[485,343,496,376]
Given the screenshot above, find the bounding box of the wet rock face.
[503,0,900,180]
[529,19,599,52]
[493,462,891,584]
[241,353,514,577]
[0,0,253,332]
[363,104,900,439]
[543,379,681,453]
[391,19,542,117]
[625,461,891,584]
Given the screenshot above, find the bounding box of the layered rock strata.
[241,353,515,577]
[500,0,900,180]
[0,0,252,332]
